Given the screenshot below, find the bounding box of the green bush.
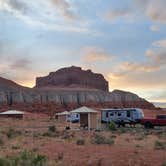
[76,139,85,145]
[92,134,115,145]
[0,158,10,166]
[6,128,22,139]
[107,122,116,131]
[0,150,47,166]
[154,140,166,150]
[48,125,56,132]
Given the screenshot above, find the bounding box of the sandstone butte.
[0,66,155,114]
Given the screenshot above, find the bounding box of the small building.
[0,110,24,119]
[56,111,70,122]
[71,106,98,130]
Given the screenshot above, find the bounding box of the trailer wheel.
[144,122,153,128]
[122,123,125,127]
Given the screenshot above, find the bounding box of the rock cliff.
[0,67,155,113]
[36,66,109,91]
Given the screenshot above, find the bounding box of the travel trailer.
[101,108,144,126]
[68,113,80,123]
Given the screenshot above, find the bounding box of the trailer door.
[109,112,117,122]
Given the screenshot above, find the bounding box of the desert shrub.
[158,132,166,139]
[107,122,116,131]
[57,152,64,161]
[134,134,145,141]
[0,158,9,166]
[48,125,56,132]
[92,134,115,145]
[0,137,4,146]
[162,161,166,166]
[6,128,22,139]
[110,135,117,138]
[12,145,20,150]
[18,150,47,166]
[0,150,47,166]
[42,126,59,137]
[135,144,142,148]
[42,132,52,137]
[61,131,73,139]
[76,139,85,145]
[154,140,166,150]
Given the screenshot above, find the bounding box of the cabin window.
[127,110,131,117]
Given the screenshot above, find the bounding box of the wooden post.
[88,113,91,131]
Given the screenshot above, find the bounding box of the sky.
[0,0,166,103]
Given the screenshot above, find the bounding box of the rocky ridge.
[36,66,109,91]
[0,67,155,113]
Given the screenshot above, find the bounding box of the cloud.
[135,0,166,23]
[10,59,31,69]
[0,0,91,33]
[148,90,166,102]
[152,39,166,48]
[118,61,160,73]
[6,0,28,13]
[104,9,131,21]
[82,47,113,63]
[145,0,166,23]
[0,0,29,14]
[117,39,166,74]
[51,0,77,21]
[108,39,166,92]
[150,25,160,31]
[103,0,166,24]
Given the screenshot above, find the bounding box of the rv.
[101,108,144,126]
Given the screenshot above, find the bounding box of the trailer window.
[110,113,114,116]
[157,115,166,119]
[127,111,131,117]
[106,112,108,118]
[118,113,121,116]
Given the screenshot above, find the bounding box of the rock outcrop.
[0,67,155,113]
[36,66,109,91]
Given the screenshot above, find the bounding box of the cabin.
[0,110,24,119]
[55,111,70,122]
[101,108,144,125]
[71,106,98,130]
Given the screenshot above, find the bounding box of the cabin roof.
[71,106,98,113]
[56,111,70,116]
[0,110,24,115]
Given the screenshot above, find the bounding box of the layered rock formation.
[36,66,109,91]
[0,66,155,113]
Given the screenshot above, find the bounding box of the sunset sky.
[0,0,166,102]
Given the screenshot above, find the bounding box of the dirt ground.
[0,112,165,166]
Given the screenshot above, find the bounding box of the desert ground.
[0,111,165,166]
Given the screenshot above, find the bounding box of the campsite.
[0,107,165,166]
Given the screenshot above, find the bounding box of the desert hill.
[0,66,155,112]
